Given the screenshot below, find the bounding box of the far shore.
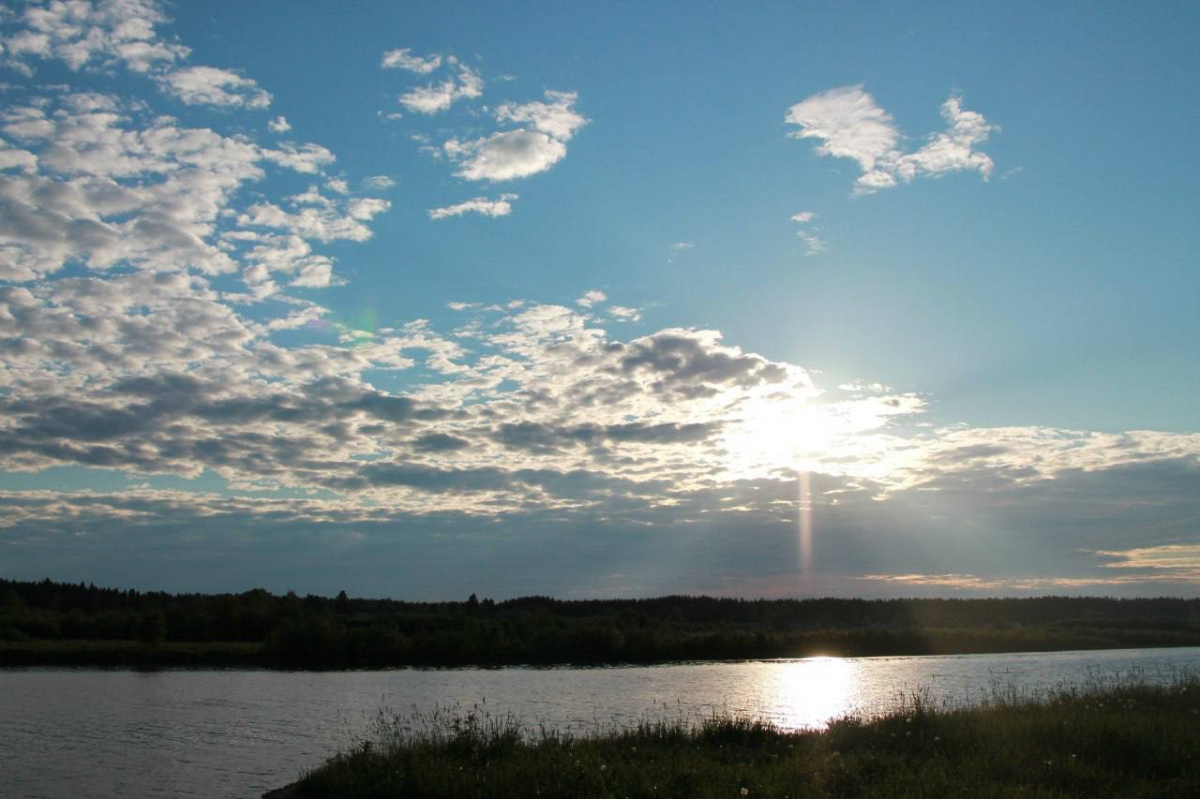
[5,632,1200,670]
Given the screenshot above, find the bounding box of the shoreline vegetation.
[273,676,1200,798]
[4,578,1200,668]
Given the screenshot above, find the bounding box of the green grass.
[286,678,1200,798]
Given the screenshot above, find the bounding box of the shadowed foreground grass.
[283,677,1200,799]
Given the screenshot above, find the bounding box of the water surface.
[4,646,1198,799]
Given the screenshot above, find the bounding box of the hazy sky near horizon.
[1,0,1198,599]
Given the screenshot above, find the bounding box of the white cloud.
[671,242,694,250]
[161,66,272,108]
[437,90,584,182]
[786,85,997,194]
[363,175,395,191]
[428,193,517,220]
[447,130,567,181]
[790,211,825,255]
[381,48,442,74]
[399,63,483,114]
[576,289,606,308]
[495,90,588,141]
[797,230,827,256]
[268,116,291,133]
[609,305,641,321]
[0,0,189,74]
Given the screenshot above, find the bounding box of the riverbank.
[6,626,1200,668]
[276,677,1200,798]
[8,581,1200,668]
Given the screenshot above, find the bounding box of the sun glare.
[768,656,857,730]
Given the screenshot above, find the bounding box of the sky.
[1,0,1198,600]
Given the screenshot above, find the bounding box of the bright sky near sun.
[1,0,1199,599]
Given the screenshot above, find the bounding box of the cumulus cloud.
[495,90,588,141]
[399,63,483,114]
[786,85,997,194]
[381,47,442,74]
[428,193,517,220]
[2,4,1196,599]
[0,0,188,74]
[444,91,587,181]
[363,175,395,191]
[161,66,271,108]
[576,289,606,308]
[268,116,291,133]
[444,130,564,181]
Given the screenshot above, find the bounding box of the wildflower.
[600,764,607,771]
[741,789,750,796]
[934,736,940,742]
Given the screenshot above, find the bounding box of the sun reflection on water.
[764,657,858,730]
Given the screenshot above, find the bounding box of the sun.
[722,394,839,477]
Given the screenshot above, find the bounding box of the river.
[4,646,1199,799]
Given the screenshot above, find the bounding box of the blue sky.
[1,0,1198,598]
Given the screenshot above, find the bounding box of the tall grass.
[282,674,1200,798]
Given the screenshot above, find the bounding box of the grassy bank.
[282,678,1200,798]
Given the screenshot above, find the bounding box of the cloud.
[161,66,271,108]
[1096,544,1200,578]
[609,306,641,322]
[268,116,291,133]
[399,63,483,114]
[428,194,517,220]
[363,175,395,191]
[495,90,588,141]
[381,48,442,74]
[2,6,1197,599]
[576,290,606,308]
[786,85,997,194]
[442,91,585,182]
[0,0,189,74]
[797,231,827,256]
[445,130,568,181]
[790,211,826,256]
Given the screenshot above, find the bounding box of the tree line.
[3,577,1200,666]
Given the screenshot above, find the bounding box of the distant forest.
[3,577,1200,667]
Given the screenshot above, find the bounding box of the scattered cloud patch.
[428,193,517,219]
[363,175,395,191]
[381,58,585,210]
[399,62,483,114]
[790,211,826,255]
[495,90,588,141]
[786,85,997,194]
[0,0,188,74]
[268,116,291,133]
[161,66,271,108]
[609,305,642,322]
[577,290,606,308]
[381,48,442,74]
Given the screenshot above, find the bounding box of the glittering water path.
[4,646,1199,798]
